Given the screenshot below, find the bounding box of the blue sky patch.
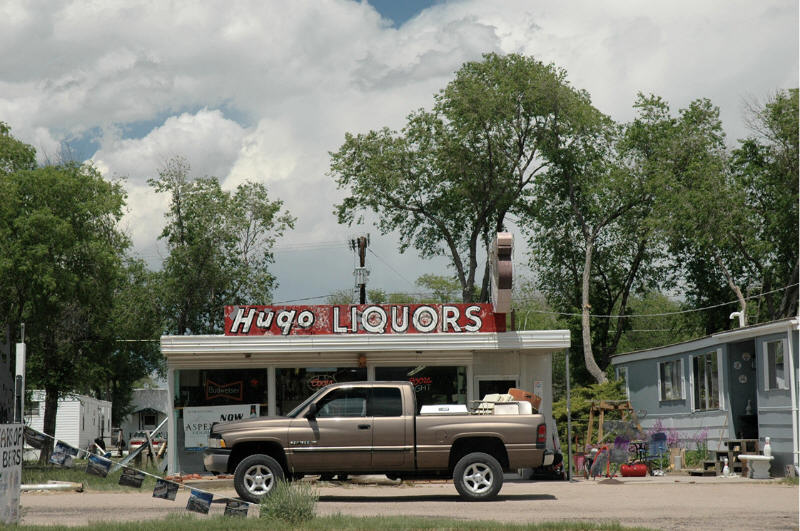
[368,0,439,27]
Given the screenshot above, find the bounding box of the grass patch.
[260,480,319,524]
[779,475,799,486]
[17,514,655,530]
[22,462,162,492]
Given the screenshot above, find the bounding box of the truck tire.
[233,454,285,503]
[453,452,503,501]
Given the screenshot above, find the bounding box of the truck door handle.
[358,424,371,430]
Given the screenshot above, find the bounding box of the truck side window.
[316,388,368,418]
[369,387,402,417]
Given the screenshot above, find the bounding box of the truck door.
[287,387,373,472]
[369,386,412,469]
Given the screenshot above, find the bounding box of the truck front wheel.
[453,452,503,501]
[234,454,285,503]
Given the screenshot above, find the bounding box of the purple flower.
[667,428,680,447]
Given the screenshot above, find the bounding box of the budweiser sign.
[224,304,505,336]
[205,379,243,401]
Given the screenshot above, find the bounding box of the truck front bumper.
[202,448,231,474]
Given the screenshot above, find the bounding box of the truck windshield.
[286,388,326,418]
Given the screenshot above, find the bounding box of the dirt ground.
[20,475,800,530]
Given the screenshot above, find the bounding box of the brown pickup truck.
[204,381,547,502]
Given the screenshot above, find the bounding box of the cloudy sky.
[1,0,797,303]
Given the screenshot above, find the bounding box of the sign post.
[13,324,25,424]
[0,424,22,524]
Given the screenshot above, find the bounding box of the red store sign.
[224,304,506,336]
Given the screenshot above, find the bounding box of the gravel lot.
[21,475,799,529]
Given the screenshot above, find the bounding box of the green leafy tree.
[552,379,627,450]
[642,92,798,331]
[0,122,36,174]
[151,157,295,334]
[614,292,704,354]
[387,292,417,304]
[642,97,750,329]
[415,274,461,303]
[731,89,799,321]
[524,99,667,383]
[331,53,593,302]
[103,258,165,425]
[367,289,387,304]
[0,143,129,461]
[326,289,355,305]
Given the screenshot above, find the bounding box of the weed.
[259,480,319,524]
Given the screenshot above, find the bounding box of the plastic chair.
[646,432,668,474]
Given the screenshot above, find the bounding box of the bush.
[259,480,319,524]
[552,379,628,450]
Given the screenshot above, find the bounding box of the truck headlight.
[208,433,227,449]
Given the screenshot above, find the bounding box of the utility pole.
[350,235,370,304]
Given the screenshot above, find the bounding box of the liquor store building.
[161,303,570,473]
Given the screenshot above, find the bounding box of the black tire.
[452,452,503,501]
[233,454,285,503]
[319,473,335,481]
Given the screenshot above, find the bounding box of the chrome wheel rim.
[462,462,493,494]
[244,464,275,496]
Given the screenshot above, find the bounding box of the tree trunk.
[715,255,747,326]
[582,241,607,383]
[38,385,59,465]
[479,258,491,303]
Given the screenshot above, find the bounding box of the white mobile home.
[26,391,112,451]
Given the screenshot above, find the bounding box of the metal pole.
[14,323,26,424]
[786,319,798,474]
[358,236,367,304]
[566,349,573,481]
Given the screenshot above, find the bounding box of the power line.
[367,248,418,289]
[514,282,798,319]
[269,294,332,304]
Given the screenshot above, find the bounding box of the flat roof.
[611,317,798,365]
[161,330,570,368]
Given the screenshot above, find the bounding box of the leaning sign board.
[225,303,506,336]
[183,404,260,448]
[0,424,22,524]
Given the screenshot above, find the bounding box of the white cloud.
[91,109,247,182]
[0,0,796,299]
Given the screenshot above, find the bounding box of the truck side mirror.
[305,402,318,419]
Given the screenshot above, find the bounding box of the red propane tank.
[620,463,648,477]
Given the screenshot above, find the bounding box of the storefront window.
[174,368,269,410]
[275,367,367,415]
[375,366,467,413]
[173,368,269,473]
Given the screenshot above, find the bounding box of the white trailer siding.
[27,391,112,450]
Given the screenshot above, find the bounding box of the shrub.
[552,379,628,450]
[260,480,319,524]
